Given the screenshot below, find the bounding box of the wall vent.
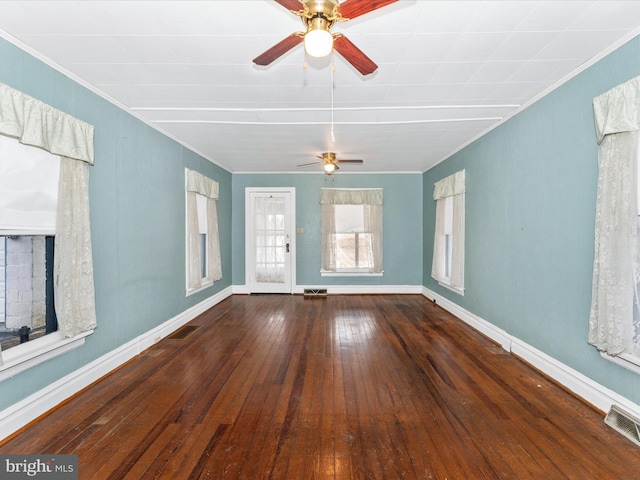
[303,288,327,297]
[605,405,640,447]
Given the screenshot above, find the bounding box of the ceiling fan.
[298,152,364,174]
[253,0,399,75]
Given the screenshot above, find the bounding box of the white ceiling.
[1,0,639,174]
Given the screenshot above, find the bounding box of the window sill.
[186,280,214,297]
[0,330,93,382]
[321,270,383,277]
[438,281,464,296]
[600,351,640,375]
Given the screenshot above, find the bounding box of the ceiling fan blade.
[333,36,378,75]
[274,0,303,11]
[297,161,323,167]
[336,159,364,163]
[338,0,399,20]
[253,34,303,66]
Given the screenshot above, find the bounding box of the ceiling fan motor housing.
[301,0,341,22]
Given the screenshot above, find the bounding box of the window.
[0,82,96,375]
[196,193,209,280]
[334,204,373,270]
[431,170,465,294]
[185,169,222,294]
[589,76,640,367]
[320,189,383,275]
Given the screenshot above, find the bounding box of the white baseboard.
[296,285,423,295]
[232,284,250,295]
[0,286,233,442]
[233,284,423,295]
[422,286,640,420]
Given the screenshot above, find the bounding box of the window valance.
[320,188,383,205]
[186,168,219,199]
[433,170,465,200]
[0,82,94,164]
[593,75,640,144]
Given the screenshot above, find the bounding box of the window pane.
[200,233,207,279]
[357,233,373,269]
[0,235,57,351]
[334,219,374,270]
[335,205,365,233]
[254,196,286,284]
[335,233,356,269]
[444,233,452,278]
[196,194,208,234]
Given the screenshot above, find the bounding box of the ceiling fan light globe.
[324,163,336,173]
[304,29,333,58]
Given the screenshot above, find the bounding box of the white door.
[246,188,295,293]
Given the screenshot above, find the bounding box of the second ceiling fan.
[253,0,399,75]
[298,152,364,174]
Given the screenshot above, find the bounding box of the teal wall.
[233,173,423,287]
[423,36,640,405]
[0,38,232,410]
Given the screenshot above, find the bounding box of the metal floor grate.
[605,405,640,447]
[167,325,200,340]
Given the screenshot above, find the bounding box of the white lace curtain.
[431,170,465,291]
[320,188,383,273]
[589,76,640,357]
[185,169,221,291]
[0,82,96,366]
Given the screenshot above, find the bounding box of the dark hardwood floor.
[2,294,640,479]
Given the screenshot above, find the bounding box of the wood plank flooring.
[2,294,640,479]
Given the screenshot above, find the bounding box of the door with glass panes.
[245,188,295,293]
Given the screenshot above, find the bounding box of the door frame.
[245,187,296,293]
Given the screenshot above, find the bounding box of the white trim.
[320,187,384,191]
[0,229,56,236]
[295,284,422,295]
[186,279,214,297]
[0,286,232,442]
[422,287,511,350]
[438,281,464,296]
[0,330,92,382]
[321,271,384,277]
[600,351,640,376]
[422,287,640,420]
[233,284,421,295]
[232,284,250,295]
[234,171,423,175]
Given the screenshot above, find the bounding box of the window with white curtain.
[320,188,383,276]
[185,169,222,294]
[589,76,640,371]
[432,170,465,294]
[0,82,96,376]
